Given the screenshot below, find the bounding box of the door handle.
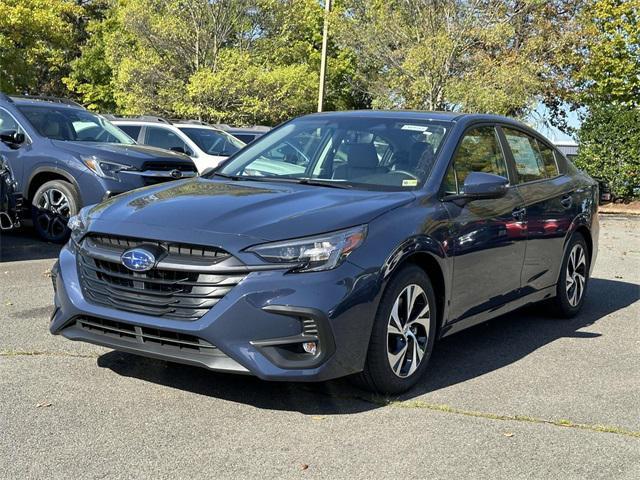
[560,194,573,209]
[512,207,526,220]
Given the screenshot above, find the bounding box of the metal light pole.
[317,0,332,112]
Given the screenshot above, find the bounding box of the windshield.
[179,127,245,156]
[17,105,135,144]
[215,116,451,190]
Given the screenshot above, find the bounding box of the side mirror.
[444,172,509,203]
[463,172,509,199]
[0,130,25,148]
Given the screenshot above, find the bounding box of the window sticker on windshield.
[401,124,429,132]
[402,179,418,187]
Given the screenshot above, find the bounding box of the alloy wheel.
[566,244,587,307]
[387,284,431,378]
[35,188,71,240]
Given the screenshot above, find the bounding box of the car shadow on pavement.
[0,228,62,262]
[98,277,639,414]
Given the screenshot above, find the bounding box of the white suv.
[109,117,246,173]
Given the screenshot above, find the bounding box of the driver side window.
[445,126,508,194]
[0,109,24,135]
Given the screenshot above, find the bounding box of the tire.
[355,265,437,394]
[31,180,80,243]
[550,233,590,318]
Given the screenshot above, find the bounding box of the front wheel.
[31,180,80,243]
[355,265,437,394]
[550,233,590,318]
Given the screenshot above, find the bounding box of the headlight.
[67,208,89,243]
[81,155,133,180]
[247,225,367,272]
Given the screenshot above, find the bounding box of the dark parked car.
[50,111,599,394]
[0,154,22,230]
[0,94,197,242]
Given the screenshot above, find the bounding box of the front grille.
[76,316,219,355]
[77,235,246,321]
[89,234,228,259]
[142,161,197,172]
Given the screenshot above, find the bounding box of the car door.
[442,125,527,323]
[500,126,577,291]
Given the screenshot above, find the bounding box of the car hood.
[86,178,415,243]
[52,140,194,170]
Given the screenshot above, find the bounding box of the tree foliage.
[0,0,82,95]
[571,1,640,199]
[335,0,581,117]
[576,104,640,199]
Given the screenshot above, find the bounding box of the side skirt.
[440,285,557,338]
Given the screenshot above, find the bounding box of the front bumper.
[50,243,379,382]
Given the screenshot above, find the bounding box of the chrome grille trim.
[77,235,246,320]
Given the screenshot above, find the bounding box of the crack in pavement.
[3,349,639,439]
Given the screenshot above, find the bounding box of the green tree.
[576,105,640,199]
[574,0,640,106]
[573,0,640,199]
[336,0,581,117]
[0,0,81,94]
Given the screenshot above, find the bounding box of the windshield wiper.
[211,172,242,180]
[295,178,353,189]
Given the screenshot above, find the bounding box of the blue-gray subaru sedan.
[50,111,599,393]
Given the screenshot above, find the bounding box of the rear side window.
[445,126,508,194]
[537,141,560,178]
[117,125,141,141]
[503,128,558,182]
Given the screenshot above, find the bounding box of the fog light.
[302,341,317,355]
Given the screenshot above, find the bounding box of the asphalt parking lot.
[1,215,639,479]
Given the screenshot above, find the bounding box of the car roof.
[9,98,85,110]
[299,110,539,136]
[305,109,531,123]
[113,119,225,132]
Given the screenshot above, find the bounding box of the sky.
[527,103,581,144]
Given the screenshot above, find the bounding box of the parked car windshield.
[178,127,245,156]
[17,105,134,144]
[215,116,451,190]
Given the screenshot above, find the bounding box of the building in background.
[554,140,579,162]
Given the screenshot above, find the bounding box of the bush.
[576,104,640,200]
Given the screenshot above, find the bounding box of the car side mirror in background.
[0,130,26,148]
[597,179,612,204]
[443,172,509,204]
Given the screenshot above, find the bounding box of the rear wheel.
[31,180,80,243]
[356,265,437,394]
[550,233,590,318]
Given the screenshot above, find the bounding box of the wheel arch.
[404,252,446,336]
[573,225,593,264]
[27,168,82,204]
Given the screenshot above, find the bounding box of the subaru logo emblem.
[121,248,156,272]
[169,169,183,179]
